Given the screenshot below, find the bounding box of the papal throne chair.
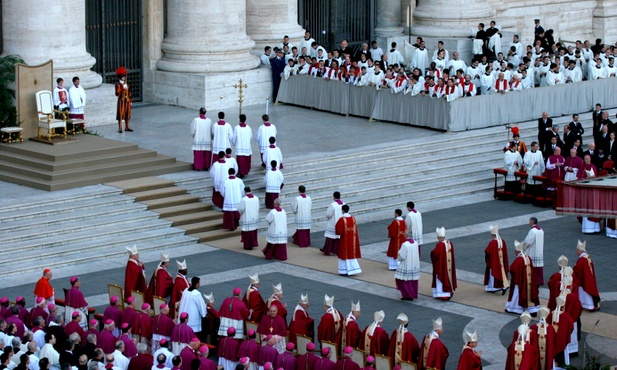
[36,90,67,140]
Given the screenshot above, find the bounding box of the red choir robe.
[573,254,601,309]
[122,306,138,326]
[276,351,297,370]
[418,334,449,370]
[386,219,407,260]
[133,311,153,340]
[388,327,420,366]
[152,313,176,338]
[505,340,538,370]
[125,259,147,300]
[127,353,154,370]
[548,310,574,355]
[27,307,48,328]
[288,306,315,344]
[65,319,87,344]
[268,298,288,323]
[431,240,457,294]
[243,287,266,323]
[120,332,138,357]
[237,338,259,365]
[66,286,88,309]
[360,324,390,356]
[484,238,510,289]
[580,163,597,179]
[530,321,555,370]
[99,329,117,354]
[547,272,577,311]
[180,346,198,370]
[318,308,343,349]
[564,292,583,325]
[145,265,174,304]
[257,344,279,366]
[546,154,565,188]
[217,336,240,361]
[314,357,336,370]
[199,357,217,370]
[171,323,195,345]
[334,358,359,370]
[170,274,189,319]
[297,352,319,370]
[219,296,250,323]
[341,315,361,349]
[456,346,482,370]
[104,305,122,328]
[564,155,583,179]
[33,277,54,301]
[507,254,540,309]
[203,303,220,346]
[335,216,362,260]
[257,314,287,338]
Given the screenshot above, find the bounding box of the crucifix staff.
[233,79,248,115]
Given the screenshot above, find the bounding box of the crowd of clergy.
[502,107,617,238]
[266,20,617,102]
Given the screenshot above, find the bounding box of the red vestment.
[314,357,336,370]
[336,216,361,260]
[505,340,538,370]
[547,272,579,311]
[27,307,48,328]
[133,311,153,339]
[237,339,259,364]
[199,358,216,370]
[360,325,389,356]
[334,359,359,370]
[120,332,138,357]
[257,315,287,337]
[530,322,556,370]
[456,347,482,370]
[103,305,122,328]
[288,306,315,344]
[122,307,138,326]
[483,238,510,289]
[33,277,54,299]
[125,259,147,299]
[507,254,540,308]
[219,296,250,321]
[99,329,117,354]
[145,265,174,304]
[418,334,449,370]
[546,154,565,187]
[217,336,240,361]
[318,309,343,349]
[297,353,319,370]
[276,352,297,370]
[548,311,573,354]
[257,345,279,366]
[430,240,457,293]
[387,219,407,259]
[170,274,189,319]
[152,313,176,337]
[243,287,266,322]
[128,354,153,370]
[65,320,87,344]
[268,298,288,323]
[388,328,420,365]
[171,323,195,344]
[573,255,600,305]
[341,316,361,349]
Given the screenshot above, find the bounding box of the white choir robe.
[480,74,495,95]
[563,67,582,83]
[444,86,460,102]
[391,79,408,94]
[232,125,252,156]
[521,75,534,89]
[412,48,429,73]
[283,65,297,80]
[266,208,288,244]
[434,58,447,71]
[492,59,506,71]
[581,217,601,233]
[256,124,277,155]
[605,65,617,77]
[493,79,509,94]
[191,117,213,151]
[238,195,260,232]
[510,41,523,57]
[545,70,564,85]
[221,177,245,211]
[472,39,484,55]
[177,289,208,333]
[291,195,312,230]
[261,54,272,67]
[225,156,239,174]
[432,49,449,64]
[53,87,69,109]
[538,64,550,86]
[447,59,467,75]
[504,150,522,181]
[263,145,283,170]
[488,33,502,55]
[387,49,405,66]
[405,210,423,244]
[368,71,384,86]
[523,150,545,185]
[68,85,87,111]
[264,169,284,193]
[462,82,477,97]
[606,220,617,238]
[466,66,482,86]
[510,80,522,91]
[296,64,309,75]
[210,160,231,192]
[211,121,234,154]
[404,81,423,96]
[523,227,544,269]
[355,74,370,87]
[324,201,344,239]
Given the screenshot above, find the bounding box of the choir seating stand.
[514,171,533,203]
[493,168,513,200]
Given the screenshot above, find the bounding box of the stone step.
[0,218,175,258]
[129,186,189,202]
[142,194,202,210]
[0,194,137,223]
[154,202,214,218]
[167,210,222,226]
[178,218,224,234]
[0,185,124,213]
[191,228,241,243]
[0,209,161,244]
[0,236,198,278]
[107,177,177,194]
[0,202,148,234]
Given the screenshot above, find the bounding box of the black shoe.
[125,128,134,132]
[530,312,537,317]
[118,130,123,133]
[502,287,510,296]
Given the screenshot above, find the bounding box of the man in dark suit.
[583,142,604,169]
[543,135,562,160]
[568,114,585,145]
[537,111,553,152]
[592,103,604,143]
[562,124,576,153]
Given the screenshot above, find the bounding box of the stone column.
[246,0,305,50]
[411,0,494,37]
[375,0,404,37]
[593,0,617,43]
[157,0,260,73]
[1,0,102,88]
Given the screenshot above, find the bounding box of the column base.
[54,69,103,90]
[375,27,404,38]
[148,67,272,111]
[83,83,117,127]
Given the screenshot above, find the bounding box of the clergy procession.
[274,20,617,102]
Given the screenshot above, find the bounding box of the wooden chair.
[375,354,392,370]
[107,284,125,311]
[351,348,366,366]
[296,334,312,355]
[36,90,67,140]
[399,361,417,370]
[131,290,145,312]
[493,168,512,200]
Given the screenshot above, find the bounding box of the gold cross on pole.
[233,79,248,115]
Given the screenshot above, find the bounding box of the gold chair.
[36,90,67,140]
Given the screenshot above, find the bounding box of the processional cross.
[233,79,248,114]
